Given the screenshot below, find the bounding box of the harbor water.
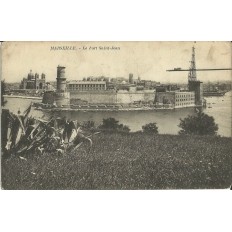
[3,91,231,137]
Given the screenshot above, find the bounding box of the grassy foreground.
[1,133,232,189]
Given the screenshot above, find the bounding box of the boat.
[203,90,226,97]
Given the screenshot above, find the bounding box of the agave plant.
[2,105,98,156]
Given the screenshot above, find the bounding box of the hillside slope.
[2,133,232,189]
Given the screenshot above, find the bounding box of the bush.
[118,124,131,133]
[99,117,130,133]
[142,122,159,134]
[178,111,218,136]
[99,118,119,130]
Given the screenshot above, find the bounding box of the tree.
[1,80,7,106]
[99,118,119,130]
[142,122,159,134]
[118,124,131,133]
[99,117,130,133]
[178,112,218,136]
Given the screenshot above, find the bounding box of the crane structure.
[167,68,232,72]
[166,46,232,107]
[188,46,197,81]
[166,46,232,79]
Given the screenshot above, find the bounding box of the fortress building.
[42,66,156,107]
[42,65,201,109]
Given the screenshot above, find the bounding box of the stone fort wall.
[70,91,117,105]
[43,90,156,106]
[116,90,155,104]
[70,90,155,105]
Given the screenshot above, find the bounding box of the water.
[204,91,231,137]
[3,91,232,137]
[2,97,44,118]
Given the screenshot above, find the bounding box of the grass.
[1,133,232,189]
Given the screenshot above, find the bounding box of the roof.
[68,81,106,85]
[175,91,195,94]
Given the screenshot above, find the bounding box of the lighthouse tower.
[56,66,67,92]
[55,65,70,107]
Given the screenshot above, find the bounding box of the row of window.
[176,102,194,106]
[176,94,194,98]
[69,86,105,89]
[176,98,195,101]
[69,84,105,88]
[68,84,106,90]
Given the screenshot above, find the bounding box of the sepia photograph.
[1,41,232,190]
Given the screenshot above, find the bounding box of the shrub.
[99,118,119,130]
[118,124,131,133]
[178,111,218,136]
[142,122,159,134]
[99,117,130,133]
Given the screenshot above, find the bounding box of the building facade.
[20,70,46,90]
[155,91,195,108]
[67,81,106,92]
[174,91,195,108]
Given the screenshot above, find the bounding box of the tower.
[56,65,67,92]
[129,73,134,84]
[41,73,46,79]
[35,73,39,89]
[55,65,70,107]
[189,80,203,106]
[188,46,197,81]
[28,70,34,80]
[188,47,203,106]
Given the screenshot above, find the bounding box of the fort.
[42,65,156,108]
[41,64,203,111]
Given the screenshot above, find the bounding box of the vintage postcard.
[1,41,231,189]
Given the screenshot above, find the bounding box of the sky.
[1,41,231,83]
